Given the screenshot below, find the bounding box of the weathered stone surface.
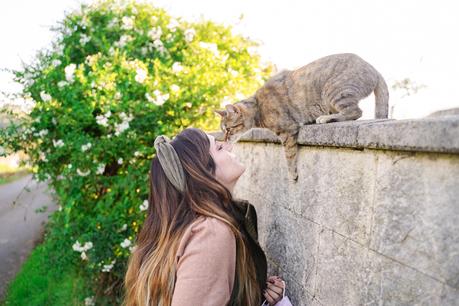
[234,143,376,245]
[313,228,369,306]
[358,117,459,153]
[264,206,319,294]
[298,120,387,148]
[211,116,459,153]
[362,250,456,306]
[294,147,376,246]
[370,152,459,289]
[226,117,459,305]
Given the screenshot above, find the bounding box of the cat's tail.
[374,71,389,119]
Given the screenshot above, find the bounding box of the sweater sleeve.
[171,217,237,306]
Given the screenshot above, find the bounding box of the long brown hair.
[123,128,260,305]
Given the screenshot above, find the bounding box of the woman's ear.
[214,109,227,117]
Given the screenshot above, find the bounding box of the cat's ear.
[225,104,240,115]
[214,109,227,117]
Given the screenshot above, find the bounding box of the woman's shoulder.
[176,216,235,259]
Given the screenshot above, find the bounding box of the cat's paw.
[316,115,334,124]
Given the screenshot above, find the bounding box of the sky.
[1,0,458,119]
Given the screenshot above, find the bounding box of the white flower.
[152,39,166,54]
[120,224,127,231]
[185,102,192,108]
[114,92,122,100]
[77,168,90,177]
[120,238,131,248]
[140,200,148,211]
[40,91,52,102]
[134,67,148,83]
[68,164,72,169]
[172,62,183,73]
[147,90,169,106]
[119,112,133,122]
[81,252,88,260]
[115,35,132,48]
[58,81,67,88]
[38,129,48,137]
[199,42,219,57]
[102,260,116,272]
[114,122,129,136]
[148,27,162,40]
[84,296,95,306]
[52,118,57,125]
[73,240,93,253]
[121,16,134,30]
[79,34,90,45]
[145,93,154,103]
[52,59,61,67]
[96,115,109,127]
[117,158,123,165]
[184,28,195,42]
[229,69,239,77]
[81,142,92,152]
[65,64,76,83]
[170,84,180,92]
[134,151,141,157]
[167,19,179,32]
[96,163,105,175]
[72,240,83,252]
[83,241,93,251]
[53,139,64,148]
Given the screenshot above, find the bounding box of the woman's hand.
[263,276,285,305]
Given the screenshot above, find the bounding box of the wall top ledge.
[211,116,459,154]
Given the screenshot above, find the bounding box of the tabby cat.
[215,53,389,180]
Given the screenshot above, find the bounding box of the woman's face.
[207,134,246,188]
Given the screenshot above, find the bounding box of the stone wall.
[213,116,459,306]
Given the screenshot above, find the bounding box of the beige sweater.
[171,216,236,306]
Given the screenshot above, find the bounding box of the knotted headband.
[153,135,186,192]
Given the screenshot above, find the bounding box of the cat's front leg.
[279,132,299,181]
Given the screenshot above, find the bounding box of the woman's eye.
[217,145,223,151]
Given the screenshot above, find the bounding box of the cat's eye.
[227,123,243,131]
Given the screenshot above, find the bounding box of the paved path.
[0,174,57,299]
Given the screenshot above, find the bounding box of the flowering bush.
[0,0,272,303]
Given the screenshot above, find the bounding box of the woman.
[124,128,286,305]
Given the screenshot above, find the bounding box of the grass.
[0,244,89,306]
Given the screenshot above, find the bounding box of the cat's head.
[214,99,256,144]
